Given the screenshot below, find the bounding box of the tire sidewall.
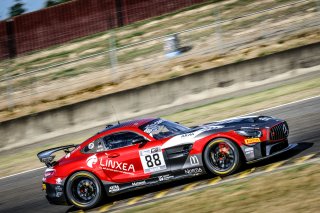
[66,171,103,209]
[203,138,241,176]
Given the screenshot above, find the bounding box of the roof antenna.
[111,103,120,125]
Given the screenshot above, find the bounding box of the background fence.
[0,0,319,119]
[0,0,210,58]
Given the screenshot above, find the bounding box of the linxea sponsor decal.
[109,185,120,193]
[185,167,203,175]
[100,158,135,174]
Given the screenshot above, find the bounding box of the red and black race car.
[37,116,294,209]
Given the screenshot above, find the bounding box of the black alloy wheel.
[203,138,242,176]
[66,171,104,209]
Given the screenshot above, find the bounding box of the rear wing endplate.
[37,144,78,167]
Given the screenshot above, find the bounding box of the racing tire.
[203,138,242,176]
[66,171,104,209]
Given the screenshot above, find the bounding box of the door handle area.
[108,153,120,158]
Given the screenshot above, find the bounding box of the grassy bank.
[0,0,319,121]
[120,162,320,213]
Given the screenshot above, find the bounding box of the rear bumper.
[241,140,296,163]
[43,182,69,206]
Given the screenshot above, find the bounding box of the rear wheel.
[66,171,104,209]
[203,138,242,176]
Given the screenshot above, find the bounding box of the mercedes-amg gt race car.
[38,116,294,209]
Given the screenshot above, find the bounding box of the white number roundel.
[139,146,166,173]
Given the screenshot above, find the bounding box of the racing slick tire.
[66,171,104,209]
[203,138,242,176]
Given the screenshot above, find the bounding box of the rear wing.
[37,144,78,167]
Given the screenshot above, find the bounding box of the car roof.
[98,118,156,133]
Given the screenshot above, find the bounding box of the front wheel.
[66,171,104,209]
[203,138,242,176]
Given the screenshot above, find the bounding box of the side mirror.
[132,136,148,144]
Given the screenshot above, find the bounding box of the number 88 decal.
[145,153,161,167]
[140,147,166,173]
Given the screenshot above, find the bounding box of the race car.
[37,116,294,209]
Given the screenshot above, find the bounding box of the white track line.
[0,166,46,181]
[1,94,320,181]
[242,94,320,116]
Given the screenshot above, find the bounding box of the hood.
[161,116,283,149]
[196,115,283,131]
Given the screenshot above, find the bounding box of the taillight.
[44,168,55,178]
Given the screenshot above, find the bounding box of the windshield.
[140,119,190,139]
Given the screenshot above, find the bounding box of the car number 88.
[145,153,161,167]
[140,147,166,173]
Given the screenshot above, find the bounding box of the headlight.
[235,129,262,138]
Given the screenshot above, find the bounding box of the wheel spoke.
[209,142,236,172]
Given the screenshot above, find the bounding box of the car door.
[96,131,170,184]
[96,131,146,183]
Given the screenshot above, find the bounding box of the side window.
[82,138,105,153]
[104,132,141,150]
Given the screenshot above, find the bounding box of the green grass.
[121,163,320,213]
[164,76,320,126]
[118,44,163,63]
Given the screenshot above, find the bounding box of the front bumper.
[43,182,69,205]
[241,140,297,163]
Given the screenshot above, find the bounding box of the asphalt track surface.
[1,96,320,213]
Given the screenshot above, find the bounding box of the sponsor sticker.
[144,120,163,134]
[56,178,62,185]
[86,154,98,168]
[109,185,120,193]
[190,156,199,165]
[244,147,254,155]
[56,192,63,197]
[55,185,63,197]
[244,147,255,159]
[132,180,146,187]
[244,138,261,144]
[181,133,195,138]
[100,156,135,175]
[204,125,224,130]
[259,117,272,121]
[88,142,95,150]
[158,174,174,182]
[185,167,203,175]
